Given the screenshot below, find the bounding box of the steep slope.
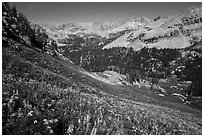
[2,3,202,135]
[102,33,131,49]
[3,34,202,134]
[2,35,202,135]
[127,34,191,51]
[160,6,202,28]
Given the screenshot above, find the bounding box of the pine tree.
[11,5,17,18]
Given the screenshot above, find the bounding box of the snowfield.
[80,70,131,86]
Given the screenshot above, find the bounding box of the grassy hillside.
[2,38,202,135]
[2,2,202,135]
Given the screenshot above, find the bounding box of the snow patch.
[80,70,130,86]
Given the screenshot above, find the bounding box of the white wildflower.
[54,119,58,123]
[27,111,33,117]
[49,119,53,124]
[34,120,38,124]
[49,129,54,134]
[43,119,48,124]
[66,123,74,133]
[51,100,55,103]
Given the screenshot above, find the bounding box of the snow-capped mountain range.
[35,16,151,39]
[36,5,201,51]
[103,6,202,50]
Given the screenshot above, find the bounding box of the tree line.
[2,2,49,51]
[61,37,201,96]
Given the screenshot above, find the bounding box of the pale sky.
[10,2,202,25]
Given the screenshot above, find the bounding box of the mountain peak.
[130,16,151,24]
